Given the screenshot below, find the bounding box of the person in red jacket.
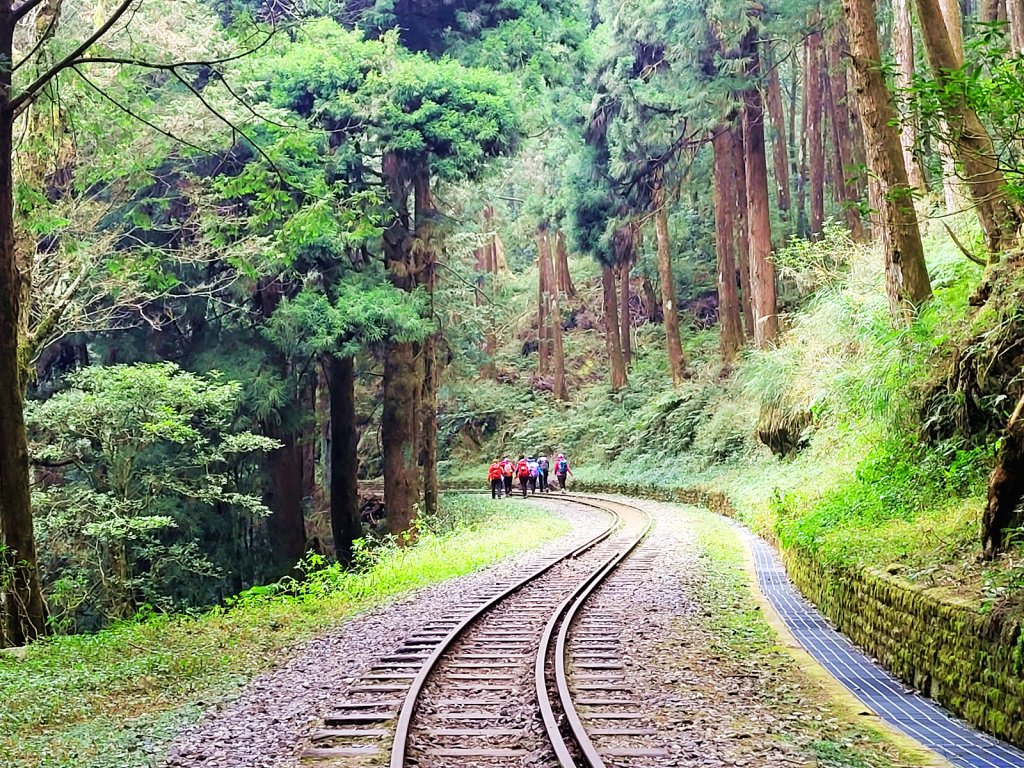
[516,455,531,498]
[488,460,504,499]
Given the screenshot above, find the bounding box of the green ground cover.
[0,497,568,768]
[444,222,1014,603]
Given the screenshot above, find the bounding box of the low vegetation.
[0,497,567,768]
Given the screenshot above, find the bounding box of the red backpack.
[517,460,530,478]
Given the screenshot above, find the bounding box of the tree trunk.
[537,228,550,376]
[731,125,756,339]
[413,163,438,523]
[555,230,576,297]
[542,237,568,401]
[916,0,1023,254]
[0,8,47,647]
[825,27,868,240]
[328,356,360,565]
[892,0,928,191]
[381,151,420,538]
[602,264,628,391]
[714,127,744,362]
[807,15,826,239]
[653,175,687,383]
[265,429,308,570]
[742,32,781,348]
[764,51,792,214]
[619,261,631,366]
[844,0,933,316]
[979,0,1000,22]
[796,40,810,239]
[1009,0,1024,53]
[983,396,1024,557]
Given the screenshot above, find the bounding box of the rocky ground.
[160,495,938,768]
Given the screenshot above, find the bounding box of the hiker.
[501,457,514,498]
[537,453,550,493]
[527,456,540,494]
[516,455,531,498]
[488,460,504,499]
[554,453,572,493]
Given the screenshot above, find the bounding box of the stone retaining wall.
[561,480,1024,747]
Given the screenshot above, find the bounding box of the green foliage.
[0,497,566,768]
[26,364,278,631]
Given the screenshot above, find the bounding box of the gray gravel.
[160,499,605,768]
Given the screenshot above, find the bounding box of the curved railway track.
[304,492,665,767]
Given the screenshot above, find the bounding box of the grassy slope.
[443,221,1015,604]
[0,498,568,768]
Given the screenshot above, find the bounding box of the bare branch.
[12,0,48,24]
[9,0,137,117]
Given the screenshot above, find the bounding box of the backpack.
[517,460,530,478]
[538,457,549,470]
[502,462,513,478]
[556,458,568,474]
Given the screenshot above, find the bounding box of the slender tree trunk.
[328,355,361,565]
[0,8,47,647]
[978,0,1000,21]
[653,175,687,383]
[537,228,550,376]
[825,28,868,240]
[619,261,632,366]
[742,32,781,347]
[892,0,928,191]
[602,264,628,391]
[714,128,744,362]
[731,126,755,339]
[555,230,576,297]
[807,14,826,239]
[381,152,420,538]
[542,235,568,401]
[796,40,810,238]
[916,0,1023,254]
[764,51,792,214]
[413,163,438,523]
[844,0,933,316]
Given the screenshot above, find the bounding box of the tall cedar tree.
[714,126,744,362]
[892,0,927,190]
[915,0,1023,255]
[842,0,932,315]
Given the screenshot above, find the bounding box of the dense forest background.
[1,0,1024,649]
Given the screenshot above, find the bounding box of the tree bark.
[825,27,868,240]
[892,0,928,191]
[1009,0,1024,53]
[328,355,361,565]
[653,174,687,383]
[983,396,1024,557]
[537,228,550,376]
[714,127,744,362]
[764,51,792,214]
[601,264,628,391]
[742,31,781,348]
[413,163,438,523]
[844,0,933,316]
[807,15,826,239]
[915,0,1023,254]
[0,6,47,647]
[542,233,568,401]
[554,230,576,297]
[381,152,420,538]
[619,261,632,366]
[265,428,308,570]
[731,125,755,340]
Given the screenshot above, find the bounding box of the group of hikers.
[487,454,573,498]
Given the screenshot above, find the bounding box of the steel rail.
[387,494,621,768]
[544,497,653,767]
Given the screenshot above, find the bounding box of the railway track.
[302,493,667,767]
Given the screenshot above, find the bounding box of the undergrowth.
[0,496,567,768]
[444,217,1015,601]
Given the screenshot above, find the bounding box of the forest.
[1,0,1024,764]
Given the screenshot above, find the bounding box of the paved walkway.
[743,528,1024,768]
